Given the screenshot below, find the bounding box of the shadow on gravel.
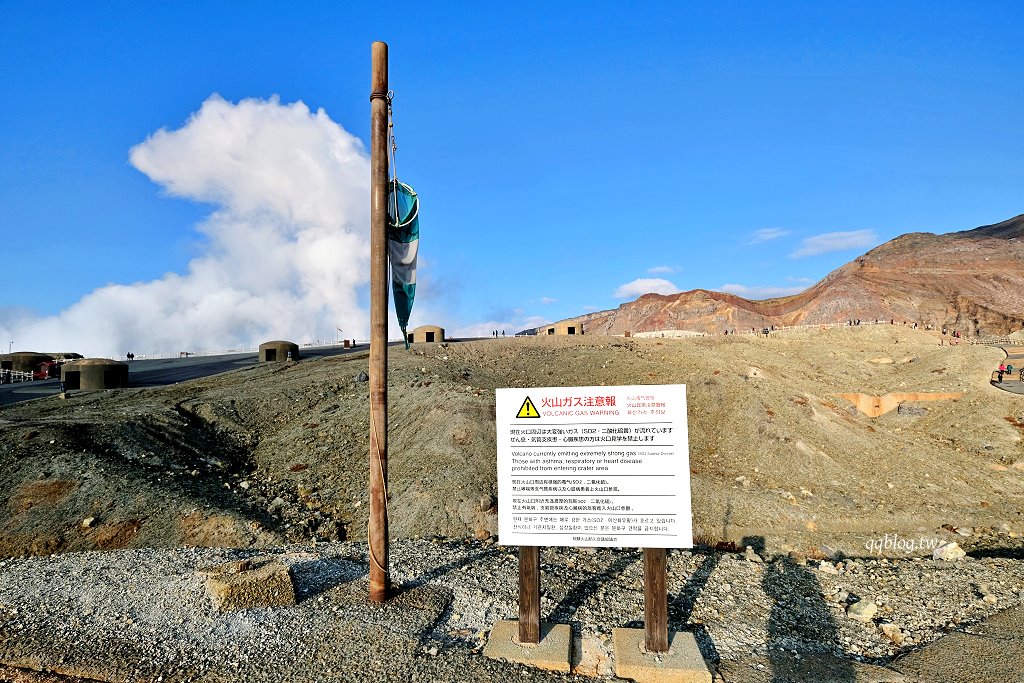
[669,549,722,670]
[968,547,1024,560]
[292,556,368,601]
[389,544,502,653]
[549,549,641,623]
[395,544,502,595]
[604,549,724,670]
[757,533,855,683]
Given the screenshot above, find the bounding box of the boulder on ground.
[933,541,966,562]
[201,556,296,611]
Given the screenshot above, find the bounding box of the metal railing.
[625,318,997,339]
[971,336,1023,347]
[0,369,34,384]
[118,339,362,362]
[631,319,899,339]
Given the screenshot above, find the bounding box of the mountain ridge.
[550,214,1024,336]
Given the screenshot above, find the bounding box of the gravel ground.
[0,540,1022,682]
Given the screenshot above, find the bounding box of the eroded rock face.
[561,214,1024,336]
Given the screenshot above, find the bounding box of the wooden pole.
[518,545,541,643]
[643,548,669,652]
[368,40,390,604]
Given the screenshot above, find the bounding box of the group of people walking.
[996,362,1017,383]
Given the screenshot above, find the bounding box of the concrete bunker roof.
[63,358,128,368]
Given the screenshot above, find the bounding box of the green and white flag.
[388,180,419,347]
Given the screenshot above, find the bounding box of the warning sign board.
[495,384,692,549]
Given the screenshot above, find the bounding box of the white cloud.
[0,95,371,357]
[540,297,557,305]
[613,278,681,300]
[749,228,789,244]
[719,283,809,299]
[790,230,878,258]
[647,265,675,274]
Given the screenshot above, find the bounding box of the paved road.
[992,345,1024,396]
[0,344,366,407]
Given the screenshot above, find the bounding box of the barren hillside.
[1,327,1022,560]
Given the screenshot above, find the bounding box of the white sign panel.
[495,384,692,548]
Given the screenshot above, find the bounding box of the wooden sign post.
[519,545,540,644]
[368,40,390,604]
[644,547,668,652]
[516,549,667,651]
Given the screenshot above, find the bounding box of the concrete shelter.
[259,341,299,362]
[61,359,129,390]
[407,325,445,344]
[0,352,55,373]
[539,321,583,336]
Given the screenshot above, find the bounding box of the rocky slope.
[1,328,1022,562]
[572,214,1024,336]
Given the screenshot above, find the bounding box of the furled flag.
[387,180,419,348]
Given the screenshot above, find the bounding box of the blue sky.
[1,2,1022,355]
